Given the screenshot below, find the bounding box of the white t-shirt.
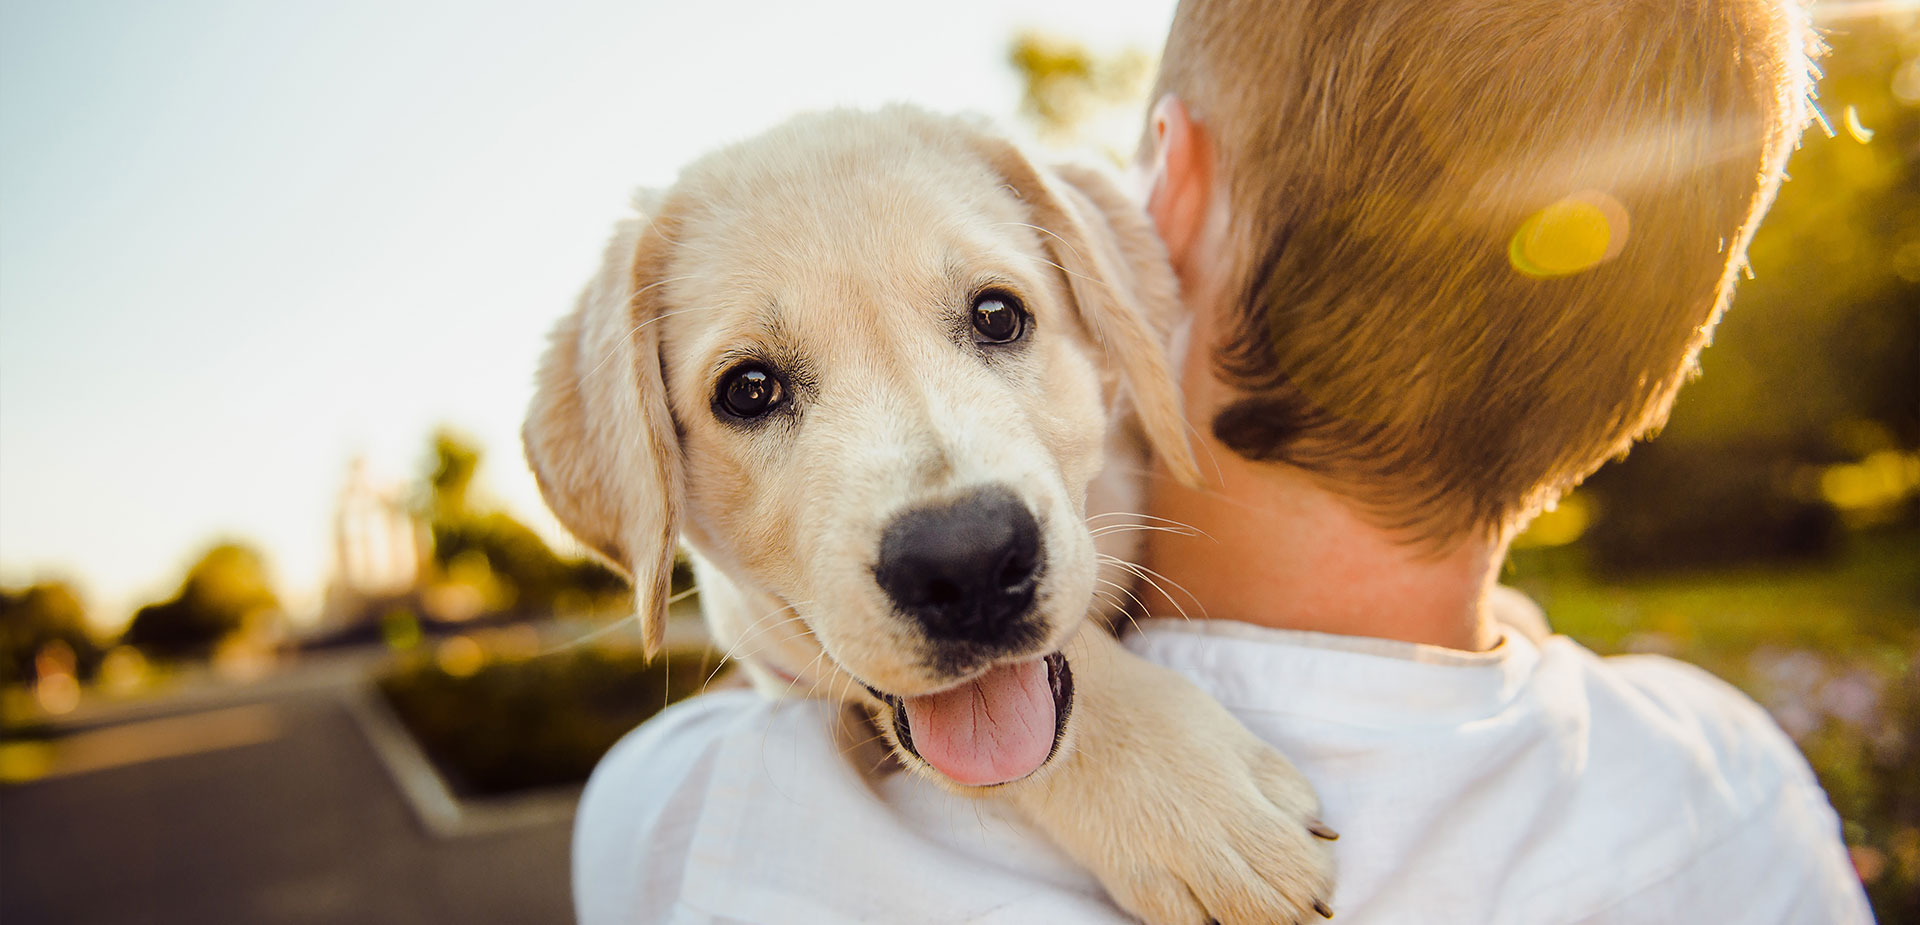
[572,592,1873,924]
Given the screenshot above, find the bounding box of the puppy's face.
[657,120,1111,696]
[526,109,1196,782]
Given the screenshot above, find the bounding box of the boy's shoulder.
[1510,640,1871,922]
[1577,646,1813,787]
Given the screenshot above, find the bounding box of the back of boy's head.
[1151,0,1817,543]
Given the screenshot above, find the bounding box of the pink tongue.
[901,658,1055,786]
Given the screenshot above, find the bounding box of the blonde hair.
[1151,0,1817,542]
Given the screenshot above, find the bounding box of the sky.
[0,0,1178,630]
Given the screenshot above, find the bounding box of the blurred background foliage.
[122,543,281,661]
[0,583,102,689]
[0,429,634,724]
[414,429,628,625]
[378,645,712,796]
[1011,30,1155,154]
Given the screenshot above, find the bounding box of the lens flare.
[1509,191,1629,278]
[1843,105,1875,143]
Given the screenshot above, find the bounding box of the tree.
[417,429,627,619]
[0,581,102,687]
[427,428,481,523]
[1008,31,1154,156]
[123,543,281,659]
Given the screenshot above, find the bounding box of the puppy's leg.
[998,621,1337,925]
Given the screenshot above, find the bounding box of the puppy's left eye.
[970,291,1027,345]
[717,364,783,419]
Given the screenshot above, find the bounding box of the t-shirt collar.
[1123,588,1547,726]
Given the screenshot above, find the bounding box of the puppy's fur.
[527,107,1334,924]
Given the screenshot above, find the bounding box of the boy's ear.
[973,134,1203,487]
[523,206,685,657]
[1143,94,1215,285]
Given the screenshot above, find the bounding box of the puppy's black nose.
[874,486,1042,646]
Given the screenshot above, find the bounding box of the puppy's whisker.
[543,612,647,655]
[1086,510,1212,536]
[707,597,805,662]
[1125,561,1208,620]
[623,275,699,313]
[714,600,822,690]
[637,210,685,246]
[1097,555,1181,620]
[713,625,815,673]
[1100,558,1177,618]
[782,645,836,701]
[537,579,708,656]
[1100,554,1208,623]
[583,297,706,381]
[992,221,1085,263]
[706,604,815,687]
[1023,252,1124,315]
[757,643,838,760]
[993,222,1132,310]
[1094,575,1156,626]
[1088,523,1202,539]
[846,729,891,750]
[833,669,863,708]
[1089,588,1139,632]
[1177,411,1230,486]
[816,658,852,703]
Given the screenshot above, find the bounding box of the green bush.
[378,644,721,796]
[123,543,279,660]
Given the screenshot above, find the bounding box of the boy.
[574,0,1872,920]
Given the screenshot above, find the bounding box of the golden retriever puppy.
[525,106,1335,924]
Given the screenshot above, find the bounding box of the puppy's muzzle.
[873,484,1044,650]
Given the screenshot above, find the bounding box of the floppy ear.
[978,141,1202,487]
[523,210,684,657]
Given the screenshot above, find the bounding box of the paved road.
[0,686,575,924]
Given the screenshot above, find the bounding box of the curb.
[341,684,580,839]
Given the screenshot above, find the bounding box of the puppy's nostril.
[996,547,1035,591]
[926,579,962,606]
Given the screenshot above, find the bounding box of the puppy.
[526,106,1335,924]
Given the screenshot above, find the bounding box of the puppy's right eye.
[717,364,783,419]
[970,290,1027,345]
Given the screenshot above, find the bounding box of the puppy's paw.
[1006,630,1337,925]
[1091,726,1336,925]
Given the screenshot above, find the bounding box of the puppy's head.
[525,108,1195,783]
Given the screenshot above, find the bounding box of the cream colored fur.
[525,107,1334,924]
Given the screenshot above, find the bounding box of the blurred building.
[322,458,425,627]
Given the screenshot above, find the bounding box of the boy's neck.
[1136,170,1504,652]
[1139,437,1506,653]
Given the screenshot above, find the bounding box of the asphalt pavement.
[0,672,576,924]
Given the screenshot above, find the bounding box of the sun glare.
[1508,191,1629,278]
